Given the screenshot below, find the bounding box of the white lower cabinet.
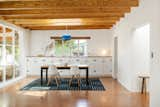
[102,58,112,75]
[88,58,102,76]
[27,58,40,75]
[26,56,112,77]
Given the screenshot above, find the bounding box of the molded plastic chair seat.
[69,65,81,88]
[47,65,61,87]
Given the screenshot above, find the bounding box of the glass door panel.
[5,27,14,80]
[0,25,3,82]
[15,31,20,77]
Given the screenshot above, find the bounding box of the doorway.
[132,24,150,92]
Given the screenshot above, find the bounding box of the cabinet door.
[39,58,48,66]
[102,58,112,75]
[88,58,102,76]
[27,58,41,75]
[94,58,103,76]
[26,58,30,74]
[52,58,60,65]
[70,58,80,65]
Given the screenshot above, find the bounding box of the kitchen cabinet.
[102,58,112,75]
[26,56,112,77]
[88,58,102,76]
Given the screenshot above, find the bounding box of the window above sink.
[54,39,87,57]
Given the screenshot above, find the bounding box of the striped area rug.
[20,78,105,91]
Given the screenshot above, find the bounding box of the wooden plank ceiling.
[0,0,139,30]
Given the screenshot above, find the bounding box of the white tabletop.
[138,73,150,78]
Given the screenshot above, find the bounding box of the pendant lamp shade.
[61,34,71,41]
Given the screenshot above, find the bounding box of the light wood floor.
[0,77,149,107]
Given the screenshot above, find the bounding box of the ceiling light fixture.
[61,25,71,41]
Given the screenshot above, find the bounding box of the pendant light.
[61,25,71,41]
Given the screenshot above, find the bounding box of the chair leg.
[69,75,74,87]
[78,75,80,88]
[55,77,59,87]
[58,73,61,77]
[47,77,51,86]
[57,74,61,84]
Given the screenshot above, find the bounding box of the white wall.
[19,29,30,76]
[150,0,160,106]
[113,0,160,106]
[29,29,113,56]
[113,0,152,92]
[22,29,31,56]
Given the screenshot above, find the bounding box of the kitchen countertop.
[26,56,112,58]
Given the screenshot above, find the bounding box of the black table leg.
[41,68,43,85]
[46,68,48,83]
[86,68,89,85]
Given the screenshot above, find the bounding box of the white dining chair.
[69,65,81,87]
[47,65,61,87]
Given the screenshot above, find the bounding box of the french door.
[0,25,20,83]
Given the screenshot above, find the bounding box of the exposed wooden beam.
[19,22,115,26]
[0,0,139,30]
[7,17,121,22]
[2,13,124,20]
[7,19,117,25]
[0,16,5,20]
[7,18,118,29]
[3,15,123,20]
[0,8,131,15]
[12,22,116,26]
[23,25,113,30]
[0,0,138,9]
[0,0,45,2]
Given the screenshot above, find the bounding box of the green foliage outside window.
[55,39,87,56]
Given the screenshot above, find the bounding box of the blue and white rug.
[20,78,105,91]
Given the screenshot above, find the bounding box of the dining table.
[40,64,89,86]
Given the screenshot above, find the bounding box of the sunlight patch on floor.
[17,91,47,97]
